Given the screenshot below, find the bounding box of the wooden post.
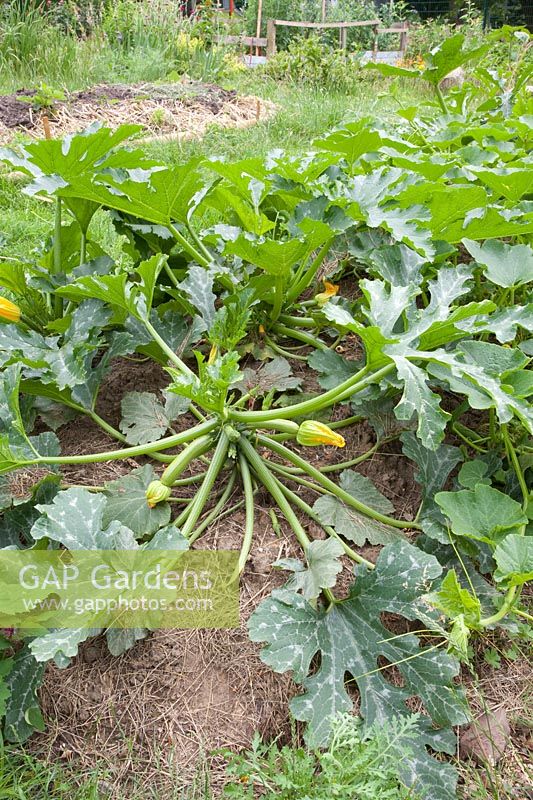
[256,0,263,56]
[321,0,326,22]
[340,26,347,50]
[266,19,276,57]
[399,24,408,55]
[372,23,379,56]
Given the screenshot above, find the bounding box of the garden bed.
[27,353,420,795]
[0,82,276,144]
[21,356,531,798]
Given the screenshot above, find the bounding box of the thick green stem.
[168,222,210,268]
[79,230,87,268]
[286,240,334,304]
[267,459,328,494]
[31,418,218,466]
[271,276,285,324]
[188,469,237,544]
[163,262,181,290]
[180,432,231,538]
[278,314,317,328]
[328,415,363,430]
[278,439,381,475]
[272,471,374,568]
[502,425,530,511]
[272,322,328,351]
[480,586,518,629]
[232,454,255,576]
[53,198,64,318]
[160,435,214,486]
[186,222,219,269]
[435,84,449,114]
[232,364,395,424]
[238,436,311,552]
[143,317,194,378]
[259,435,419,531]
[264,336,308,361]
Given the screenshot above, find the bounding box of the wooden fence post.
[399,25,408,55]
[340,26,347,50]
[266,19,277,57]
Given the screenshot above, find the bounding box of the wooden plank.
[378,26,407,35]
[217,35,268,46]
[273,18,380,29]
[266,18,277,57]
[378,26,408,34]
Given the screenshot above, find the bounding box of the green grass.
[0,747,102,799]
[148,74,423,164]
[0,746,213,799]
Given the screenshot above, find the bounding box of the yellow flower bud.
[0,297,21,323]
[145,480,172,508]
[208,344,218,365]
[296,421,345,448]
[315,280,339,307]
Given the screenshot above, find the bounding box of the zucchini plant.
[0,32,531,800]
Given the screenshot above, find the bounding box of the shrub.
[262,34,372,91]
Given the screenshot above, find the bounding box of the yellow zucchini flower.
[297,420,345,448]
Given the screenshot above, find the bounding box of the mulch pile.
[0,82,276,144]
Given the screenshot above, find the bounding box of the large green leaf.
[102,465,171,536]
[30,488,118,549]
[179,265,217,329]
[463,239,533,288]
[0,300,110,391]
[424,347,533,434]
[58,162,210,225]
[472,167,532,203]
[0,123,147,195]
[235,356,302,396]
[321,303,395,371]
[57,255,166,320]
[307,349,361,391]
[0,474,60,549]
[0,364,32,455]
[393,357,450,450]
[493,534,533,587]
[364,34,490,86]
[224,220,332,277]
[315,118,414,166]
[3,646,46,742]
[435,485,527,546]
[401,432,462,543]
[249,540,469,800]
[313,470,399,547]
[30,628,101,666]
[119,391,188,446]
[274,539,344,601]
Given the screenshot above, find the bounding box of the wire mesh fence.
[404,0,531,28]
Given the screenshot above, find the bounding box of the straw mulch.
[0,82,276,145]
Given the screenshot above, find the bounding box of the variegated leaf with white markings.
[249,540,469,800]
